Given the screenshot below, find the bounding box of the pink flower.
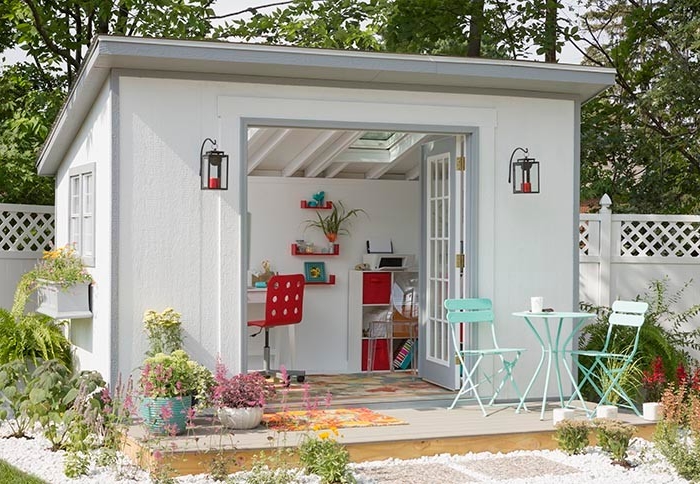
[160,402,173,421]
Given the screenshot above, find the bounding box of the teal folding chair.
[565,300,649,417]
[445,298,527,416]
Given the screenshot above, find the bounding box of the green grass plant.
[0,459,48,484]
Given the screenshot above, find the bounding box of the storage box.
[362,272,391,304]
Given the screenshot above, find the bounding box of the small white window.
[68,164,96,266]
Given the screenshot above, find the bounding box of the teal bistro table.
[512,311,597,420]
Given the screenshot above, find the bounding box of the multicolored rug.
[268,372,451,408]
[262,407,407,431]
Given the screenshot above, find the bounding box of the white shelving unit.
[347,270,418,373]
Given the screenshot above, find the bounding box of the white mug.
[531,297,544,313]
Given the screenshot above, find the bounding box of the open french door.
[419,135,470,390]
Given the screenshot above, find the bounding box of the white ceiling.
[246,127,441,180]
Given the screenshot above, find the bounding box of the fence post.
[598,194,612,307]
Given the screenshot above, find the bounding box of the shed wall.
[117,76,575,398]
[54,80,113,380]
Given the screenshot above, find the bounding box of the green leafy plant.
[553,419,590,455]
[31,245,93,289]
[143,308,184,356]
[578,278,700,403]
[298,428,355,484]
[25,362,104,451]
[593,418,635,464]
[304,201,366,242]
[0,360,34,438]
[594,350,644,406]
[0,309,72,367]
[139,350,199,398]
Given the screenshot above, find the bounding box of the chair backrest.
[264,274,305,326]
[602,300,649,353]
[444,298,494,324]
[610,300,648,327]
[444,298,499,349]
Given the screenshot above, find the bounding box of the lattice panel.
[0,209,55,252]
[620,220,700,257]
[579,221,591,255]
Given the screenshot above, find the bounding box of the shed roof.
[37,36,616,175]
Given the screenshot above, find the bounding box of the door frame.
[237,117,481,374]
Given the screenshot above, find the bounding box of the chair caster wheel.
[296,375,305,383]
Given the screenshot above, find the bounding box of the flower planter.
[140,395,192,435]
[217,406,264,430]
[36,280,91,319]
[643,402,663,421]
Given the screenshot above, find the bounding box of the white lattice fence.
[618,217,700,258]
[0,203,55,257]
[579,196,700,313]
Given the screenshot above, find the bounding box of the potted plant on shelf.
[304,201,366,245]
[212,359,276,429]
[138,350,198,435]
[32,245,94,318]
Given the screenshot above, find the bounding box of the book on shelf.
[393,339,415,370]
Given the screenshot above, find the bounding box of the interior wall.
[247,177,420,373]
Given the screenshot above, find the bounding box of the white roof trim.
[37,36,616,175]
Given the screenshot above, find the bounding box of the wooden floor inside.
[124,395,657,477]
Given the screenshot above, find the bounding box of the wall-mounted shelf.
[291,244,340,256]
[300,200,334,209]
[305,274,336,286]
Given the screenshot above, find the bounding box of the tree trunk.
[467,0,485,57]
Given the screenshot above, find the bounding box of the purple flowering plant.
[212,358,276,408]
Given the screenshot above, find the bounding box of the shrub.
[139,350,199,398]
[212,360,275,408]
[578,278,700,403]
[0,309,72,368]
[593,418,635,463]
[641,356,667,402]
[653,383,700,480]
[298,428,355,484]
[0,360,33,438]
[554,419,590,455]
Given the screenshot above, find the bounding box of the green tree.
[577,0,700,213]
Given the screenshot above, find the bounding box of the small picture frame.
[304,261,326,283]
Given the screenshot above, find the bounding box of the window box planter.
[36,279,92,319]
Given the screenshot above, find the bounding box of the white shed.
[37,36,614,400]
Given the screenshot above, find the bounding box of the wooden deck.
[123,399,656,477]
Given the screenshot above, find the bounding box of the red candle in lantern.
[209,177,220,189]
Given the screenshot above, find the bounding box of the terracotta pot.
[326,233,337,243]
[218,406,264,429]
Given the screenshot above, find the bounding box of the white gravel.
[0,422,689,483]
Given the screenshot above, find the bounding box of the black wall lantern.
[200,138,229,190]
[508,147,540,194]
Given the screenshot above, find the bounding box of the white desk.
[247,287,267,304]
[512,311,596,420]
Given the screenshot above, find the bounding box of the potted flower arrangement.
[139,350,198,435]
[304,201,366,245]
[33,245,94,318]
[212,359,276,429]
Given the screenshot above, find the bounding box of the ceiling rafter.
[247,129,292,173]
[366,133,428,179]
[304,131,364,178]
[282,131,339,177]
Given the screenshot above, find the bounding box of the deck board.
[124,401,657,476]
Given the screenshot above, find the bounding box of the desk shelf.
[305,274,336,286]
[291,244,340,256]
[300,200,334,209]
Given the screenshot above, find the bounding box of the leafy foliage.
[593,418,635,463]
[0,309,72,368]
[212,359,275,408]
[578,278,700,402]
[0,360,34,438]
[553,419,590,455]
[143,307,184,357]
[578,0,700,213]
[298,429,355,484]
[654,385,700,480]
